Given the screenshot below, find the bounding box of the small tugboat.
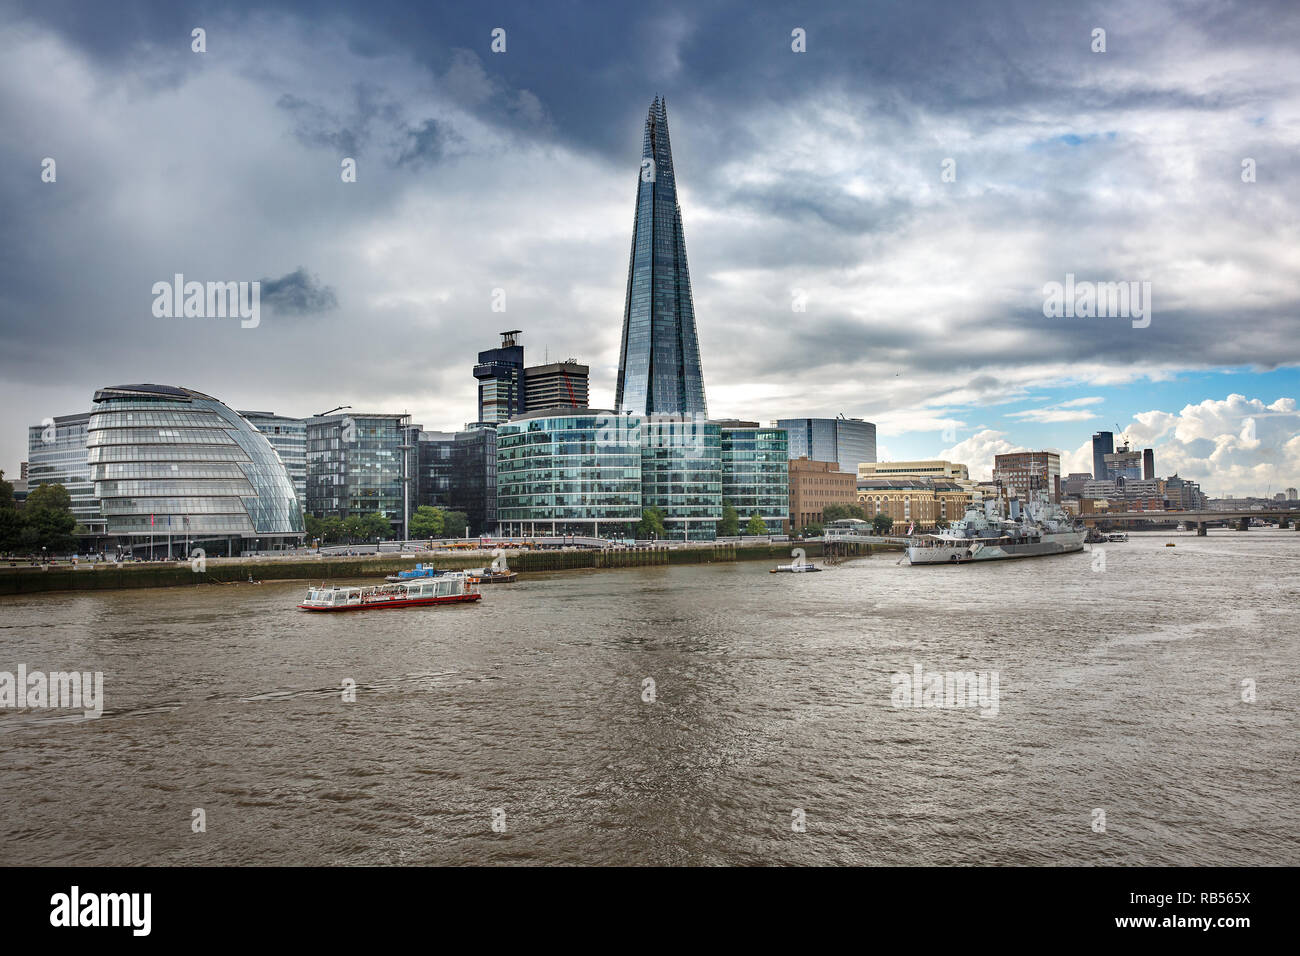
[298,576,480,612]
[385,562,447,583]
[1105,531,1129,542]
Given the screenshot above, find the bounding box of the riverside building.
[87,384,303,555]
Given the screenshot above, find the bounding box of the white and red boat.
[297,576,481,612]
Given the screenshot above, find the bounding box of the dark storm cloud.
[259,268,338,315]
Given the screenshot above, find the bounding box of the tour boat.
[468,567,518,584]
[298,576,480,612]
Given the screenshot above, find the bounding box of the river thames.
[1,530,1296,866]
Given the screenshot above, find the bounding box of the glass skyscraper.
[776,417,877,475]
[27,411,104,538]
[639,416,721,540]
[616,97,708,417]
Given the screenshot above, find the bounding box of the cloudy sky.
[2,0,1298,495]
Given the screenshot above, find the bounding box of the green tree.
[443,510,469,538]
[635,506,666,539]
[932,518,949,530]
[823,502,867,523]
[21,482,77,554]
[718,500,739,537]
[409,505,446,539]
[0,470,20,553]
[745,512,768,535]
[360,513,393,541]
[872,513,894,535]
[803,521,824,537]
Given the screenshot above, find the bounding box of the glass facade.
[639,416,721,540]
[777,417,877,474]
[27,412,104,536]
[616,97,708,417]
[474,333,525,424]
[86,385,303,551]
[240,411,308,511]
[720,423,789,529]
[414,427,498,536]
[497,411,642,536]
[306,414,411,531]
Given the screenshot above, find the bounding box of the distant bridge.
[1085,509,1299,534]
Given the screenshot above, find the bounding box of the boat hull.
[297,593,481,611]
[907,532,1085,565]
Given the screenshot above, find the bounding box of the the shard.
[615,97,708,417]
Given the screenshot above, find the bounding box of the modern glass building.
[496,409,641,537]
[615,97,708,417]
[776,417,877,474]
[718,421,789,531]
[27,411,105,539]
[473,330,526,424]
[239,411,307,511]
[306,413,411,533]
[86,384,303,554]
[414,426,498,536]
[1091,431,1114,482]
[640,416,721,540]
[451,426,498,536]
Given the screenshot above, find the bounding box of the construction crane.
[315,405,352,417]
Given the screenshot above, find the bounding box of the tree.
[443,510,469,538]
[0,470,20,553]
[635,506,666,539]
[745,512,768,535]
[718,501,739,537]
[932,518,949,530]
[803,521,823,537]
[360,513,393,541]
[21,482,77,554]
[409,505,446,539]
[823,502,868,523]
[872,513,894,535]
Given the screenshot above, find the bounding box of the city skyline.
[2,0,1299,496]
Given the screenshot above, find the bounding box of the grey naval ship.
[906,492,1085,565]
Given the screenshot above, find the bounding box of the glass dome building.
[86,384,304,555]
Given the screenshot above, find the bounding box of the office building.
[1143,447,1155,481]
[787,457,856,532]
[1061,473,1093,498]
[474,330,526,424]
[239,411,307,512]
[640,416,722,540]
[1104,443,1143,481]
[858,459,969,482]
[718,422,789,533]
[87,384,302,554]
[992,451,1061,502]
[27,411,104,539]
[524,360,589,411]
[1091,431,1114,481]
[496,409,642,537]
[777,417,877,475]
[306,412,412,534]
[1287,487,1299,501]
[615,97,708,416]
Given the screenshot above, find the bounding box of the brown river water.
[1,530,1297,865]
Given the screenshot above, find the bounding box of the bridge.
[1081,509,1300,534]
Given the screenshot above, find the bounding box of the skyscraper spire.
[615,97,708,416]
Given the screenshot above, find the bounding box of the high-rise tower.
[615,97,708,416]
